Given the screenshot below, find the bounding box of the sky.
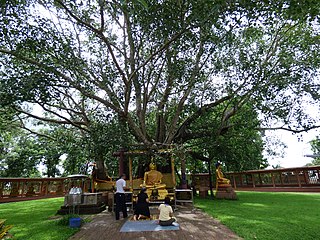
[266,129,319,168]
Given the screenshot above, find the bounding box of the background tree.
[307,137,320,166]
[34,117,132,178]
[0,107,42,177]
[1,1,320,176]
[187,102,267,171]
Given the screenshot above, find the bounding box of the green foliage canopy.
[1,0,320,174]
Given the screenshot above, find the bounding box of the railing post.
[303,170,308,184]
[271,173,275,188]
[252,174,256,188]
[232,174,237,189]
[295,170,301,187]
[279,171,284,186]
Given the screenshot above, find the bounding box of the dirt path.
[69,205,242,240]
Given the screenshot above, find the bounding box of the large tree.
[1,0,320,176]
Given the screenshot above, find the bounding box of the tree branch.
[55,0,128,86]
[172,95,233,143]
[14,106,89,132]
[259,125,320,133]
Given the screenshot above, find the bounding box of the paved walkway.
[69,205,242,240]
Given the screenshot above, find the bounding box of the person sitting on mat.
[158,196,176,226]
[133,187,151,220]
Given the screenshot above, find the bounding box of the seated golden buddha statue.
[141,162,167,200]
[215,162,231,186]
[142,162,166,189]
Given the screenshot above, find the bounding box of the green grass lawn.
[0,197,78,240]
[1,192,320,240]
[195,191,320,240]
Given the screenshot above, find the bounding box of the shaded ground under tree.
[69,205,242,240]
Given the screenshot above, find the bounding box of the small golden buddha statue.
[215,162,237,199]
[142,162,166,189]
[215,162,230,185]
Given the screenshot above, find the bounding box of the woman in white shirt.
[158,196,176,226]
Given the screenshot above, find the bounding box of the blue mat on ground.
[120,220,180,232]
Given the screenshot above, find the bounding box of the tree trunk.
[95,157,108,180]
[181,158,187,189]
[208,160,214,199]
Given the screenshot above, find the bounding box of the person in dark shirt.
[133,188,150,220]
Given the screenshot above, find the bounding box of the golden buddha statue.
[215,162,230,185]
[141,162,167,200]
[142,162,166,189]
[215,162,237,199]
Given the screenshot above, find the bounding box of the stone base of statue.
[146,188,168,201]
[215,184,237,200]
[57,192,106,215]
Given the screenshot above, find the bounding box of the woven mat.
[120,219,179,232]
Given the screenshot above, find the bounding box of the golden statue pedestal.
[146,187,168,200]
[215,183,237,200]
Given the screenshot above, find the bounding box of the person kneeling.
[133,188,150,221]
[158,196,176,226]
